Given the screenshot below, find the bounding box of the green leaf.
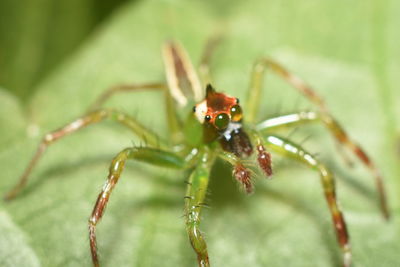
[0,210,40,267]
[0,0,129,100]
[1,1,399,267]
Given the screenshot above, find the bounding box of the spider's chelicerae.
[4,40,389,267]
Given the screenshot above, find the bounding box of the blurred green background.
[0,0,399,266]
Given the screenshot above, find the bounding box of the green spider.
[4,39,389,267]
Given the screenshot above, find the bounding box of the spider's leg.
[264,134,351,267]
[4,109,165,200]
[185,148,216,267]
[163,41,202,105]
[89,146,185,267]
[257,111,389,219]
[89,83,183,144]
[246,58,354,166]
[89,83,165,111]
[198,35,223,86]
[246,58,327,123]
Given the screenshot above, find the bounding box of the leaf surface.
[1,1,399,266]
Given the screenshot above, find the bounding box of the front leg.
[88,146,185,267]
[264,135,351,267]
[256,111,389,219]
[185,148,216,267]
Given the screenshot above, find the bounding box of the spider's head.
[192,84,243,143]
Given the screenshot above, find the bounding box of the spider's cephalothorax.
[192,84,272,194]
[193,84,253,158]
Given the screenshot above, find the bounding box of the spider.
[4,39,389,267]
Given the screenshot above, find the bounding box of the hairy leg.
[4,109,165,200]
[89,83,183,145]
[257,111,389,219]
[163,41,203,106]
[89,146,185,266]
[185,148,216,267]
[264,134,351,267]
[246,58,327,123]
[89,83,165,111]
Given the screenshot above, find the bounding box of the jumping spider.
[4,39,389,267]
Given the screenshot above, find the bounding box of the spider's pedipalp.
[219,151,254,194]
[233,163,253,193]
[256,144,273,177]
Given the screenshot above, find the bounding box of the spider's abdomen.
[219,127,253,158]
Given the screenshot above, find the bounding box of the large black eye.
[230,105,243,122]
[214,113,230,130]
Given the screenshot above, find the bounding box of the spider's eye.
[214,113,230,130]
[230,105,243,122]
[192,106,196,112]
[205,115,211,121]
